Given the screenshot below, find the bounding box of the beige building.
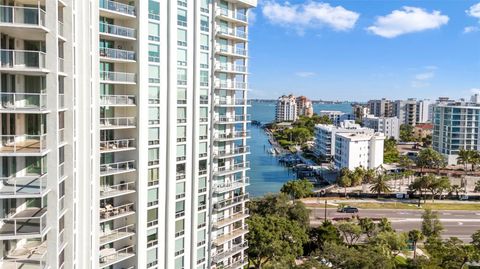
[296,96,313,117]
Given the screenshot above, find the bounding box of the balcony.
[0,49,47,73]
[0,174,49,198]
[99,202,135,222]
[215,63,248,74]
[100,47,136,62]
[0,92,48,113]
[100,139,135,153]
[100,181,136,199]
[100,71,136,84]
[213,225,248,246]
[100,117,136,129]
[99,245,135,268]
[0,134,48,156]
[212,241,248,263]
[224,258,248,269]
[213,210,249,229]
[214,146,250,159]
[100,94,135,106]
[213,194,249,211]
[0,207,48,240]
[100,0,136,17]
[215,45,247,58]
[214,98,250,107]
[0,5,47,30]
[213,178,250,194]
[216,27,248,41]
[214,131,251,141]
[100,160,135,176]
[215,115,251,124]
[99,22,136,39]
[1,241,48,269]
[100,224,135,245]
[216,8,248,24]
[214,80,248,91]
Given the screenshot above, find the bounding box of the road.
[309,208,480,242]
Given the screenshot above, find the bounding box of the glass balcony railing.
[1,241,48,269]
[0,208,48,238]
[216,27,247,39]
[99,0,136,16]
[100,94,135,106]
[0,134,47,154]
[215,114,251,123]
[100,138,135,152]
[99,245,135,267]
[214,98,250,106]
[0,5,46,27]
[100,71,136,83]
[215,162,250,176]
[214,131,251,141]
[99,22,136,39]
[212,241,248,263]
[100,181,135,199]
[214,80,248,90]
[100,47,136,61]
[100,160,135,176]
[99,202,135,221]
[215,63,247,73]
[100,224,135,245]
[215,45,247,57]
[212,225,249,245]
[0,174,48,197]
[0,92,47,111]
[0,49,46,70]
[214,146,250,158]
[100,117,136,128]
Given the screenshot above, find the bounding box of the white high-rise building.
[0,0,256,268]
[334,132,385,170]
[362,115,400,140]
[275,94,297,122]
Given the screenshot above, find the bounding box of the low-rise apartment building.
[362,115,400,140]
[319,110,355,126]
[334,132,385,170]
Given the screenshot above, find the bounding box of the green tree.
[399,155,415,169]
[428,176,451,202]
[384,137,400,163]
[457,148,473,172]
[409,175,433,205]
[472,230,480,250]
[280,179,314,200]
[338,168,352,197]
[307,220,343,253]
[370,175,391,198]
[400,124,415,142]
[474,181,480,192]
[359,218,377,238]
[369,231,408,257]
[318,242,395,269]
[408,229,424,259]
[246,215,308,269]
[337,221,362,246]
[378,217,394,233]
[449,184,463,199]
[421,209,444,238]
[416,148,446,173]
[425,236,479,269]
[351,167,365,186]
[363,168,377,184]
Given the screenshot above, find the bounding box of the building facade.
[296,96,313,118]
[313,121,373,159]
[362,115,400,140]
[0,0,256,269]
[433,102,480,165]
[275,94,297,122]
[319,110,355,126]
[334,132,385,170]
[368,98,394,118]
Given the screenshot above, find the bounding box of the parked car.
[337,206,359,213]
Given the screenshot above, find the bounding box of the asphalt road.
[310,208,480,242]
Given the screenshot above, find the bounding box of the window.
[148,168,159,186]
[197,230,206,244]
[149,65,160,83]
[178,9,187,27]
[177,107,186,123]
[175,257,184,269]
[200,89,208,104]
[149,44,160,62]
[149,107,160,124]
[197,246,205,263]
[175,201,185,217]
[200,70,208,86]
[177,68,187,85]
[147,208,158,227]
[177,88,187,104]
[199,125,207,139]
[148,189,158,206]
[200,15,209,31]
[176,145,186,161]
[149,22,160,41]
[175,219,185,236]
[177,126,186,141]
[148,148,159,165]
[149,0,160,20]
[178,29,187,46]
[198,212,206,228]
[200,53,208,68]
[198,194,206,210]
[147,248,158,267]
[199,142,207,156]
[200,34,209,50]
[177,49,187,66]
[199,177,206,192]
[200,107,208,122]
[176,182,185,199]
[149,127,160,145]
[175,238,184,255]
[200,0,209,12]
[149,86,160,104]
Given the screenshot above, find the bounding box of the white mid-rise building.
[362,115,400,140]
[334,132,385,170]
[0,0,255,269]
[275,94,297,122]
[319,110,355,126]
[313,121,373,158]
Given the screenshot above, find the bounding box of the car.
[338,206,359,213]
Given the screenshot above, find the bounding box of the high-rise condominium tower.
[0,0,256,268]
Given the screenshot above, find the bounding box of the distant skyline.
[248,0,480,101]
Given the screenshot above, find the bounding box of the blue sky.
[248,0,480,101]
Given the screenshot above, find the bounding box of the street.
[309,208,480,242]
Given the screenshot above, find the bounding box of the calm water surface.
[247,101,352,197]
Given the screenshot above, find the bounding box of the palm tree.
[408,229,424,259]
[338,168,352,197]
[369,175,391,198]
[457,149,472,173]
[471,151,480,171]
[450,184,462,199]
[351,167,365,187]
[363,168,376,184]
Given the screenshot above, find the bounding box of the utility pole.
[324,200,327,221]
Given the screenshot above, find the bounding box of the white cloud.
[464,26,480,33]
[248,10,257,25]
[470,88,480,94]
[415,71,435,81]
[367,6,449,38]
[295,71,316,78]
[411,67,437,88]
[262,1,360,34]
[466,2,480,19]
